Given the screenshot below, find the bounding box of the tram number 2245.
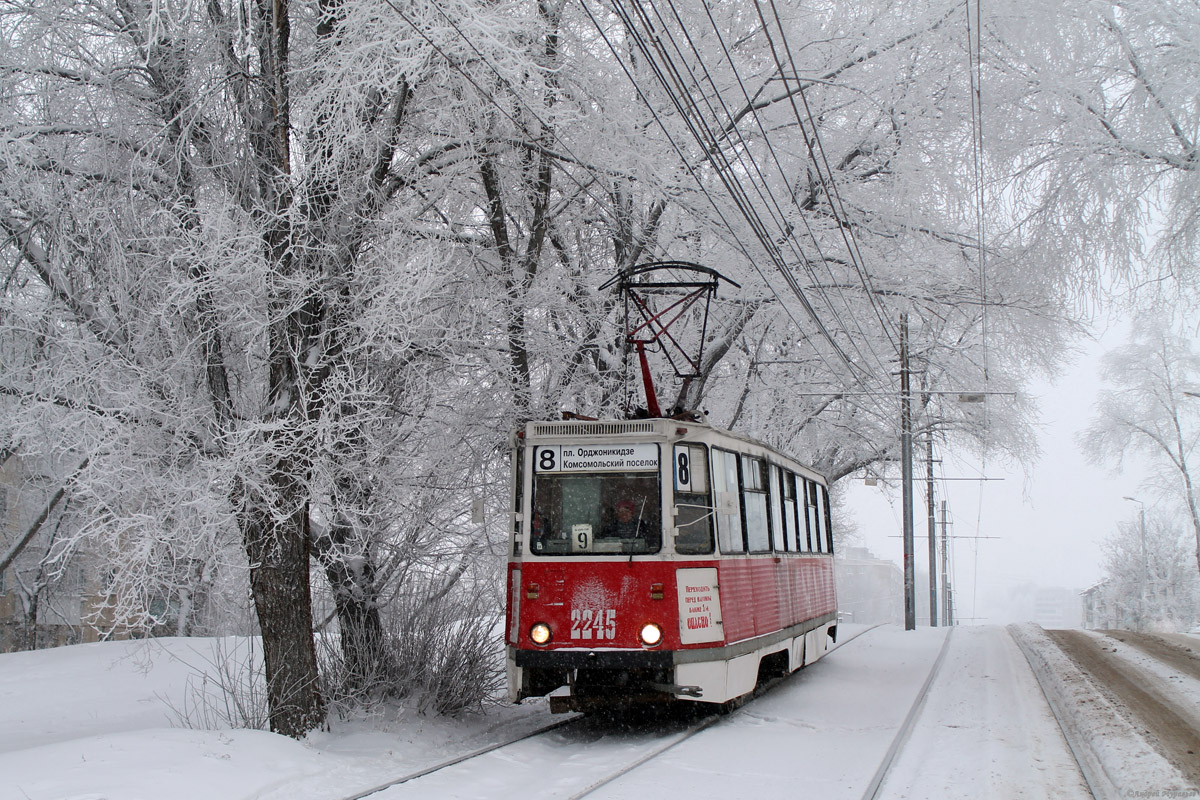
[571,608,616,640]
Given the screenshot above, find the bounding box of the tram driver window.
[530,469,661,556]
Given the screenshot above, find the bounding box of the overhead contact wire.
[688,0,901,400]
[595,0,858,382]
[605,0,870,386]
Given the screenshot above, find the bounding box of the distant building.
[835,546,903,625]
[1080,581,1114,630]
[990,583,1082,628]
[1031,586,1082,629]
[0,449,112,652]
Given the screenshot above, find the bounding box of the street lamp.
[1123,496,1149,631]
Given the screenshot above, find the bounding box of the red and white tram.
[505,416,837,712]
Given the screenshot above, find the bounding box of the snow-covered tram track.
[859,626,955,800]
[334,714,584,799]
[333,703,731,800]
[327,626,883,800]
[565,627,887,800]
[874,625,1094,800]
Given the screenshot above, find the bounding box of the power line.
[577,1,774,261]
[400,0,965,444]
[680,0,902,390]
[597,0,904,413]
[756,0,903,355]
[592,0,871,389]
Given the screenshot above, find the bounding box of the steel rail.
[565,623,884,799]
[860,626,956,800]
[340,715,582,800]
[336,624,883,800]
[563,713,722,800]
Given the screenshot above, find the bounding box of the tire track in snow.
[1048,629,1200,790]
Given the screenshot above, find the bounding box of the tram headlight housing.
[529,622,552,646]
[639,623,663,647]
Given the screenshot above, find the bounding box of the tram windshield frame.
[529,470,662,556]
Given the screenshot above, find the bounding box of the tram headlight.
[529,622,552,646]
[639,623,663,647]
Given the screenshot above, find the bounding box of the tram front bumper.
[514,648,674,670]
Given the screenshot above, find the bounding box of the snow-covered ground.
[0,636,550,800]
[877,626,1090,799]
[0,625,1194,799]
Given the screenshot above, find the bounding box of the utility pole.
[900,313,915,631]
[927,432,938,626]
[1139,505,1149,631]
[940,500,951,626]
[1124,496,1148,631]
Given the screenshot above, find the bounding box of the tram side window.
[712,448,744,553]
[804,479,820,552]
[770,466,786,552]
[809,480,827,553]
[742,455,771,553]
[782,470,800,551]
[819,483,833,554]
[674,444,714,555]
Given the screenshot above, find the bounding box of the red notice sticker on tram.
[677,568,723,644]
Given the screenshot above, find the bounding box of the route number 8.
[675,446,694,492]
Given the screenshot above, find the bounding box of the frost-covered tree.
[0,0,532,734]
[1098,511,1200,632]
[1,0,1161,735]
[991,0,1200,303]
[1083,316,1200,575]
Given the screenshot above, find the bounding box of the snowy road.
[1047,629,1200,789]
[358,626,1090,800]
[3,625,1199,799]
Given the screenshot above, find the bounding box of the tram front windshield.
[530,472,661,555]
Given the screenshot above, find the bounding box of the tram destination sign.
[534,443,659,473]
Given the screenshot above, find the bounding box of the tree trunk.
[312,517,393,693]
[237,0,327,738]
[21,590,38,651]
[1184,471,1200,576]
[242,478,324,737]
